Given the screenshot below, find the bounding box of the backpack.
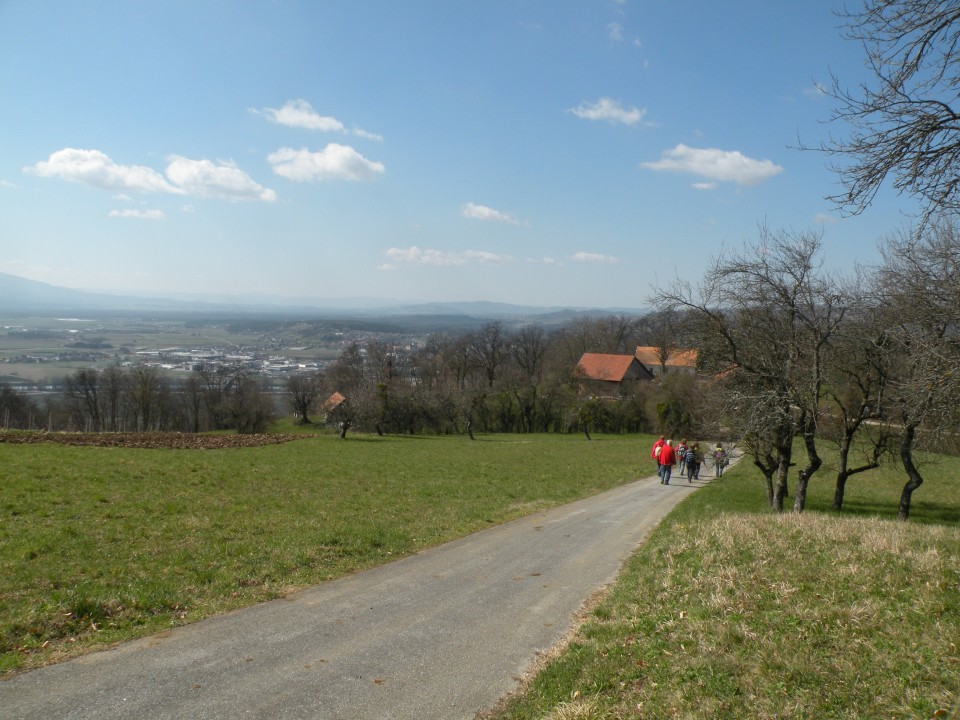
[685,448,696,464]
[714,449,728,466]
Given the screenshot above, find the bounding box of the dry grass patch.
[496,512,960,720]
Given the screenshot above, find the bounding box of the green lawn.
[0,431,648,674]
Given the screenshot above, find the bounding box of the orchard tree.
[287,372,323,425]
[871,218,960,520]
[654,227,844,513]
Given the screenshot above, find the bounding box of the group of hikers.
[650,436,728,485]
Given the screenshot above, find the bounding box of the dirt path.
[2,471,705,720]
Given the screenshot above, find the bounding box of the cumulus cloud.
[384,246,513,267]
[252,99,345,132]
[253,99,382,140]
[569,97,647,126]
[642,144,783,186]
[108,209,165,220]
[25,148,277,202]
[461,202,520,224]
[572,251,619,264]
[268,144,385,182]
[165,156,277,202]
[25,148,184,194]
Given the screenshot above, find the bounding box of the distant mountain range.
[0,272,644,323]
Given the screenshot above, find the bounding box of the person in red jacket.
[658,439,677,485]
[650,435,666,479]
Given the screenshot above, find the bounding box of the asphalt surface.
[2,469,707,720]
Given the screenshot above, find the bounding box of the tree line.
[3,219,959,523]
[0,362,276,436]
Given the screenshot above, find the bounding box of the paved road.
[2,472,705,720]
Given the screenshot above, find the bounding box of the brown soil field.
[0,431,306,450]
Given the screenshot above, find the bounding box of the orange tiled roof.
[323,391,347,411]
[635,346,698,368]
[577,353,640,382]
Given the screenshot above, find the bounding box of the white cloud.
[25,148,184,194]
[253,99,382,140]
[385,246,513,267]
[108,209,165,220]
[813,213,837,225]
[608,22,623,42]
[804,82,827,98]
[692,182,717,191]
[642,144,783,186]
[569,97,647,126]
[572,252,619,264]
[268,144,385,182]
[461,202,520,224]
[253,99,345,132]
[165,156,277,202]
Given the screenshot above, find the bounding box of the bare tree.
[287,372,323,425]
[653,227,844,512]
[820,1,960,224]
[871,218,960,520]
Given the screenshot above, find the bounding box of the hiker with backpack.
[685,442,702,482]
[676,438,688,476]
[713,443,728,477]
[650,435,666,479]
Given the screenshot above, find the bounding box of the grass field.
[3,431,959,718]
[489,446,960,720]
[0,430,647,675]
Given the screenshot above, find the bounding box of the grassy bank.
[490,451,960,720]
[0,432,646,674]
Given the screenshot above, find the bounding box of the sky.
[0,1,920,309]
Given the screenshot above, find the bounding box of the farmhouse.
[634,346,698,376]
[576,352,654,398]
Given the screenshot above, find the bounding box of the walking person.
[650,435,665,479]
[658,439,677,485]
[692,442,704,479]
[676,438,688,476]
[713,443,728,478]
[685,442,700,483]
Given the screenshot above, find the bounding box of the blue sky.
[0,1,918,308]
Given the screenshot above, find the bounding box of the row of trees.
[1,363,276,435]
[2,221,955,523]
[287,315,700,439]
[655,221,960,521]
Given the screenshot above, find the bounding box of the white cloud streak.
[25,148,277,202]
[108,209,165,220]
[253,99,382,140]
[268,144,385,182]
[572,252,619,264]
[165,156,277,202]
[25,148,184,194]
[385,246,513,267]
[461,202,520,224]
[642,144,783,186]
[253,99,345,132]
[569,97,647,126]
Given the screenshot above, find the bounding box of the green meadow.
[3,430,959,719]
[0,431,644,674]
